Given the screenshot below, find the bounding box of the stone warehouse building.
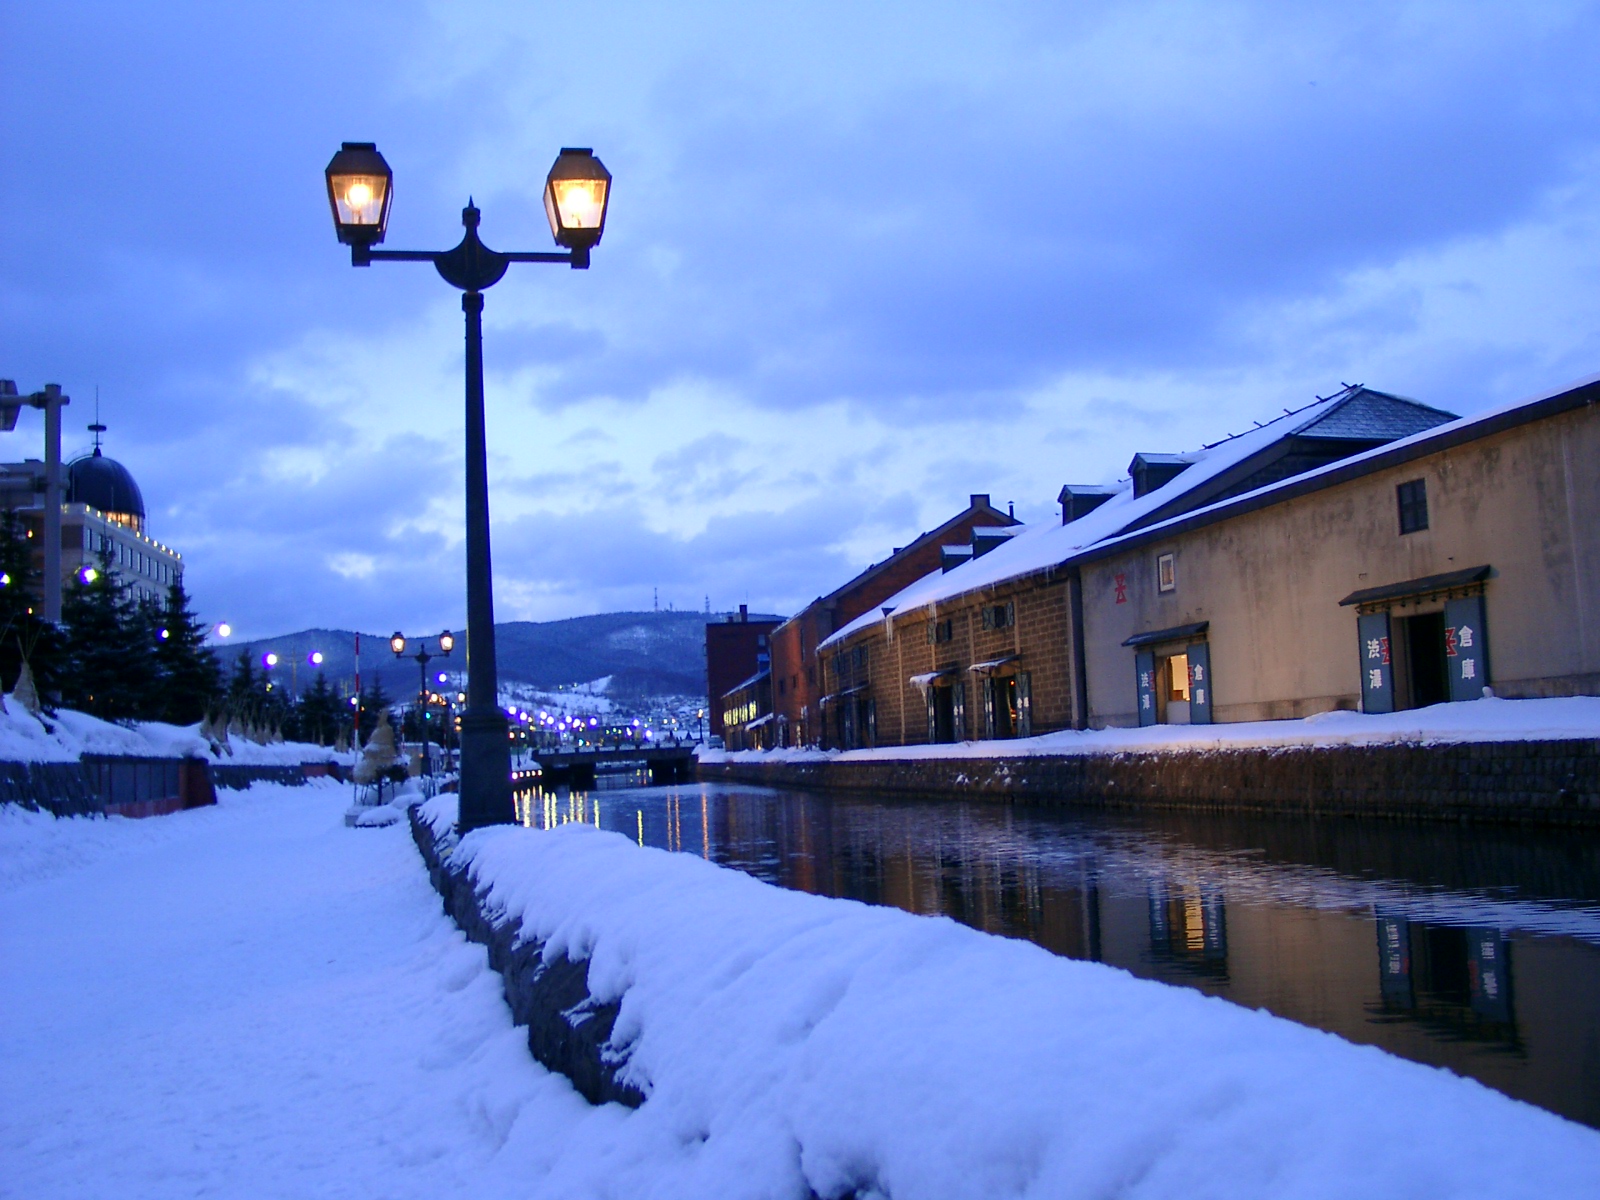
[762,494,1017,749]
[814,379,1599,748]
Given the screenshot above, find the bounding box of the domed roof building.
[67,446,147,532]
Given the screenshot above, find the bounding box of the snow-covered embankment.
[414,793,1600,1199]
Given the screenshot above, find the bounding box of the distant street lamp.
[326,142,609,832]
[391,631,455,781]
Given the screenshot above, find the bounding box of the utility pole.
[0,382,70,622]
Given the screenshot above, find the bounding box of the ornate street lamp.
[325,142,394,248]
[391,632,454,783]
[327,143,609,832]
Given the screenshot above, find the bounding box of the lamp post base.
[457,707,513,832]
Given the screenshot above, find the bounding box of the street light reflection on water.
[514,777,1600,1129]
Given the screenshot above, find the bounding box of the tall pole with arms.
[324,143,611,831]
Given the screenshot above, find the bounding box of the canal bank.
[696,698,1600,825]
[412,789,1600,1190]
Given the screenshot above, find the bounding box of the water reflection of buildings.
[1374,915,1519,1047]
[1147,884,1228,980]
[515,783,1596,1128]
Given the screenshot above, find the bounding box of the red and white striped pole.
[354,632,362,746]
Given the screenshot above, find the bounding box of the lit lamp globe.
[324,142,394,247]
[390,631,407,657]
[543,148,611,260]
[438,630,455,654]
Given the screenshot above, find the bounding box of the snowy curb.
[408,799,645,1109]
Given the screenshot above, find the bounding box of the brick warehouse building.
[704,605,783,742]
[766,494,1016,748]
[814,382,1599,748]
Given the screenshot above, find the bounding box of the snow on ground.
[0,783,603,1200]
[700,694,1600,766]
[7,783,1600,1199]
[0,696,342,766]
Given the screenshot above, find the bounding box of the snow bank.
[0,697,343,767]
[700,695,1600,765]
[427,795,1600,1198]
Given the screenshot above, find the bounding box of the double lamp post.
[390,629,453,778]
[325,141,610,831]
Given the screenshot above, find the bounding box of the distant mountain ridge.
[229,611,717,698]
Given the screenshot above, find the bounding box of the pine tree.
[59,551,155,720]
[154,575,221,725]
[129,595,173,717]
[356,679,393,747]
[0,511,65,700]
[292,671,343,745]
[227,650,259,714]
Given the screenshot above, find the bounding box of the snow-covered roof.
[1077,370,1600,565]
[722,668,771,698]
[820,373,1596,651]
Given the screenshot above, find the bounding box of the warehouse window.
[1157,553,1176,593]
[1397,479,1429,535]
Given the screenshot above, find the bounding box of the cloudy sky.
[4,1,1600,639]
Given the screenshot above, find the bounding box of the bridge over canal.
[516,744,698,790]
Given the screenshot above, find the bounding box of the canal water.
[514,777,1600,1129]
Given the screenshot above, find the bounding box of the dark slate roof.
[67,450,145,518]
[1294,386,1457,442]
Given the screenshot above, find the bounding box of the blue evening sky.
[3,1,1599,638]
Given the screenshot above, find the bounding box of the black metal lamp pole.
[328,144,610,832]
[391,630,454,779]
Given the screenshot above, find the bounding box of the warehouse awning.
[1122,621,1209,648]
[1339,565,1491,607]
[968,655,1020,674]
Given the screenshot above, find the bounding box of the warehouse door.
[1401,612,1449,709]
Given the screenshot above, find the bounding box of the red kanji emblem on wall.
[1114,574,1127,604]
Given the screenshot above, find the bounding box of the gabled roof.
[817,377,1574,652]
[777,495,1016,634]
[1292,387,1454,441]
[1078,373,1600,566]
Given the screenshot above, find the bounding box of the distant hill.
[228,611,722,699]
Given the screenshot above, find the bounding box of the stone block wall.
[699,738,1600,826]
[407,806,645,1108]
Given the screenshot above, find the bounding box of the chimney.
[969,493,990,510]
[738,603,748,622]
[1057,484,1118,525]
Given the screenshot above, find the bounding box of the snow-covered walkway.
[0,783,606,1200]
[6,783,1600,1199]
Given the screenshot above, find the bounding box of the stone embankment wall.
[2,757,338,817]
[698,739,1600,825]
[407,807,644,1109]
